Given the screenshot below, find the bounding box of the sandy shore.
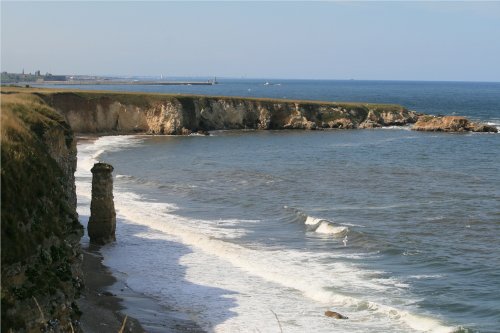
[78,244,205,333]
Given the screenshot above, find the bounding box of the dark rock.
[325,310,348,319]
[470,123,498,133]
[88,163,116,245]
[197,130,210,136]
[100,291,115,297]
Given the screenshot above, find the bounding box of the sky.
[1,1,500,81]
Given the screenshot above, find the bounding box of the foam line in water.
[112,189,455,333]
[76,135,144,177]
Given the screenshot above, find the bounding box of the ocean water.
[75,80,500,333]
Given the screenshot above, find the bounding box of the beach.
[78,245,205,333]
[78,247,143,333]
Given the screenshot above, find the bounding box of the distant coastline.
[1,71,217,86]
[32,80,216,86]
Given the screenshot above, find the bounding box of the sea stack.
[88,162,116,244]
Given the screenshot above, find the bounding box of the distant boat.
[264,81,270,86]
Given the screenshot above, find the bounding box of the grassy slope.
[1,91,82,331]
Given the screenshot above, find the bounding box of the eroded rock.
[88,163,116,244]
[328,118,355,129]
[413,115,498,133]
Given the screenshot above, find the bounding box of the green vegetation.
[1,91,82,331]
[1,92,80,262]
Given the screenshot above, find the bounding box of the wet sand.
[78,245,205,333]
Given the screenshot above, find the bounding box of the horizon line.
[2,71,499,84]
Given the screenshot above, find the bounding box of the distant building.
[43,73,66,81]
[35,70,41,76]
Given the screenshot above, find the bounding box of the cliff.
[1,92,83,332]
[3,88,496,135]
[26,89,418,134]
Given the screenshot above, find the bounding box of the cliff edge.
[1,92,83,332]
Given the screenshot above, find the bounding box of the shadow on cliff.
[79,213,238,332]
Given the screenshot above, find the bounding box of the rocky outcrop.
[1,93,83,332]
[413,115,498,133]
[34,91,419,134]
[88,163,116,245]
[325,310,348,319]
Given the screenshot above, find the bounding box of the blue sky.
[1,1,499,81]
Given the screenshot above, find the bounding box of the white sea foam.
[76,136,458,333]
[76,135,144,178]
[110,193,455,332]
[314,221,349,236]
[304,215,349,236]
[305,216,324,225]
[486,121,500,131]
[380,125,413,131]
[408,274,445,280]
[115,174,134,180]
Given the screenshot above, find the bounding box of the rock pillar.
[88,162,116,244]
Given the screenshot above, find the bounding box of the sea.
[67,80,499,333]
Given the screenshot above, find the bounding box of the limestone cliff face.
[39,92,419,134]
[1,93,83,332]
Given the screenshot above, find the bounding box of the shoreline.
[78,244,205,333]
[77,135,205,333]
[77,246,143,333]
